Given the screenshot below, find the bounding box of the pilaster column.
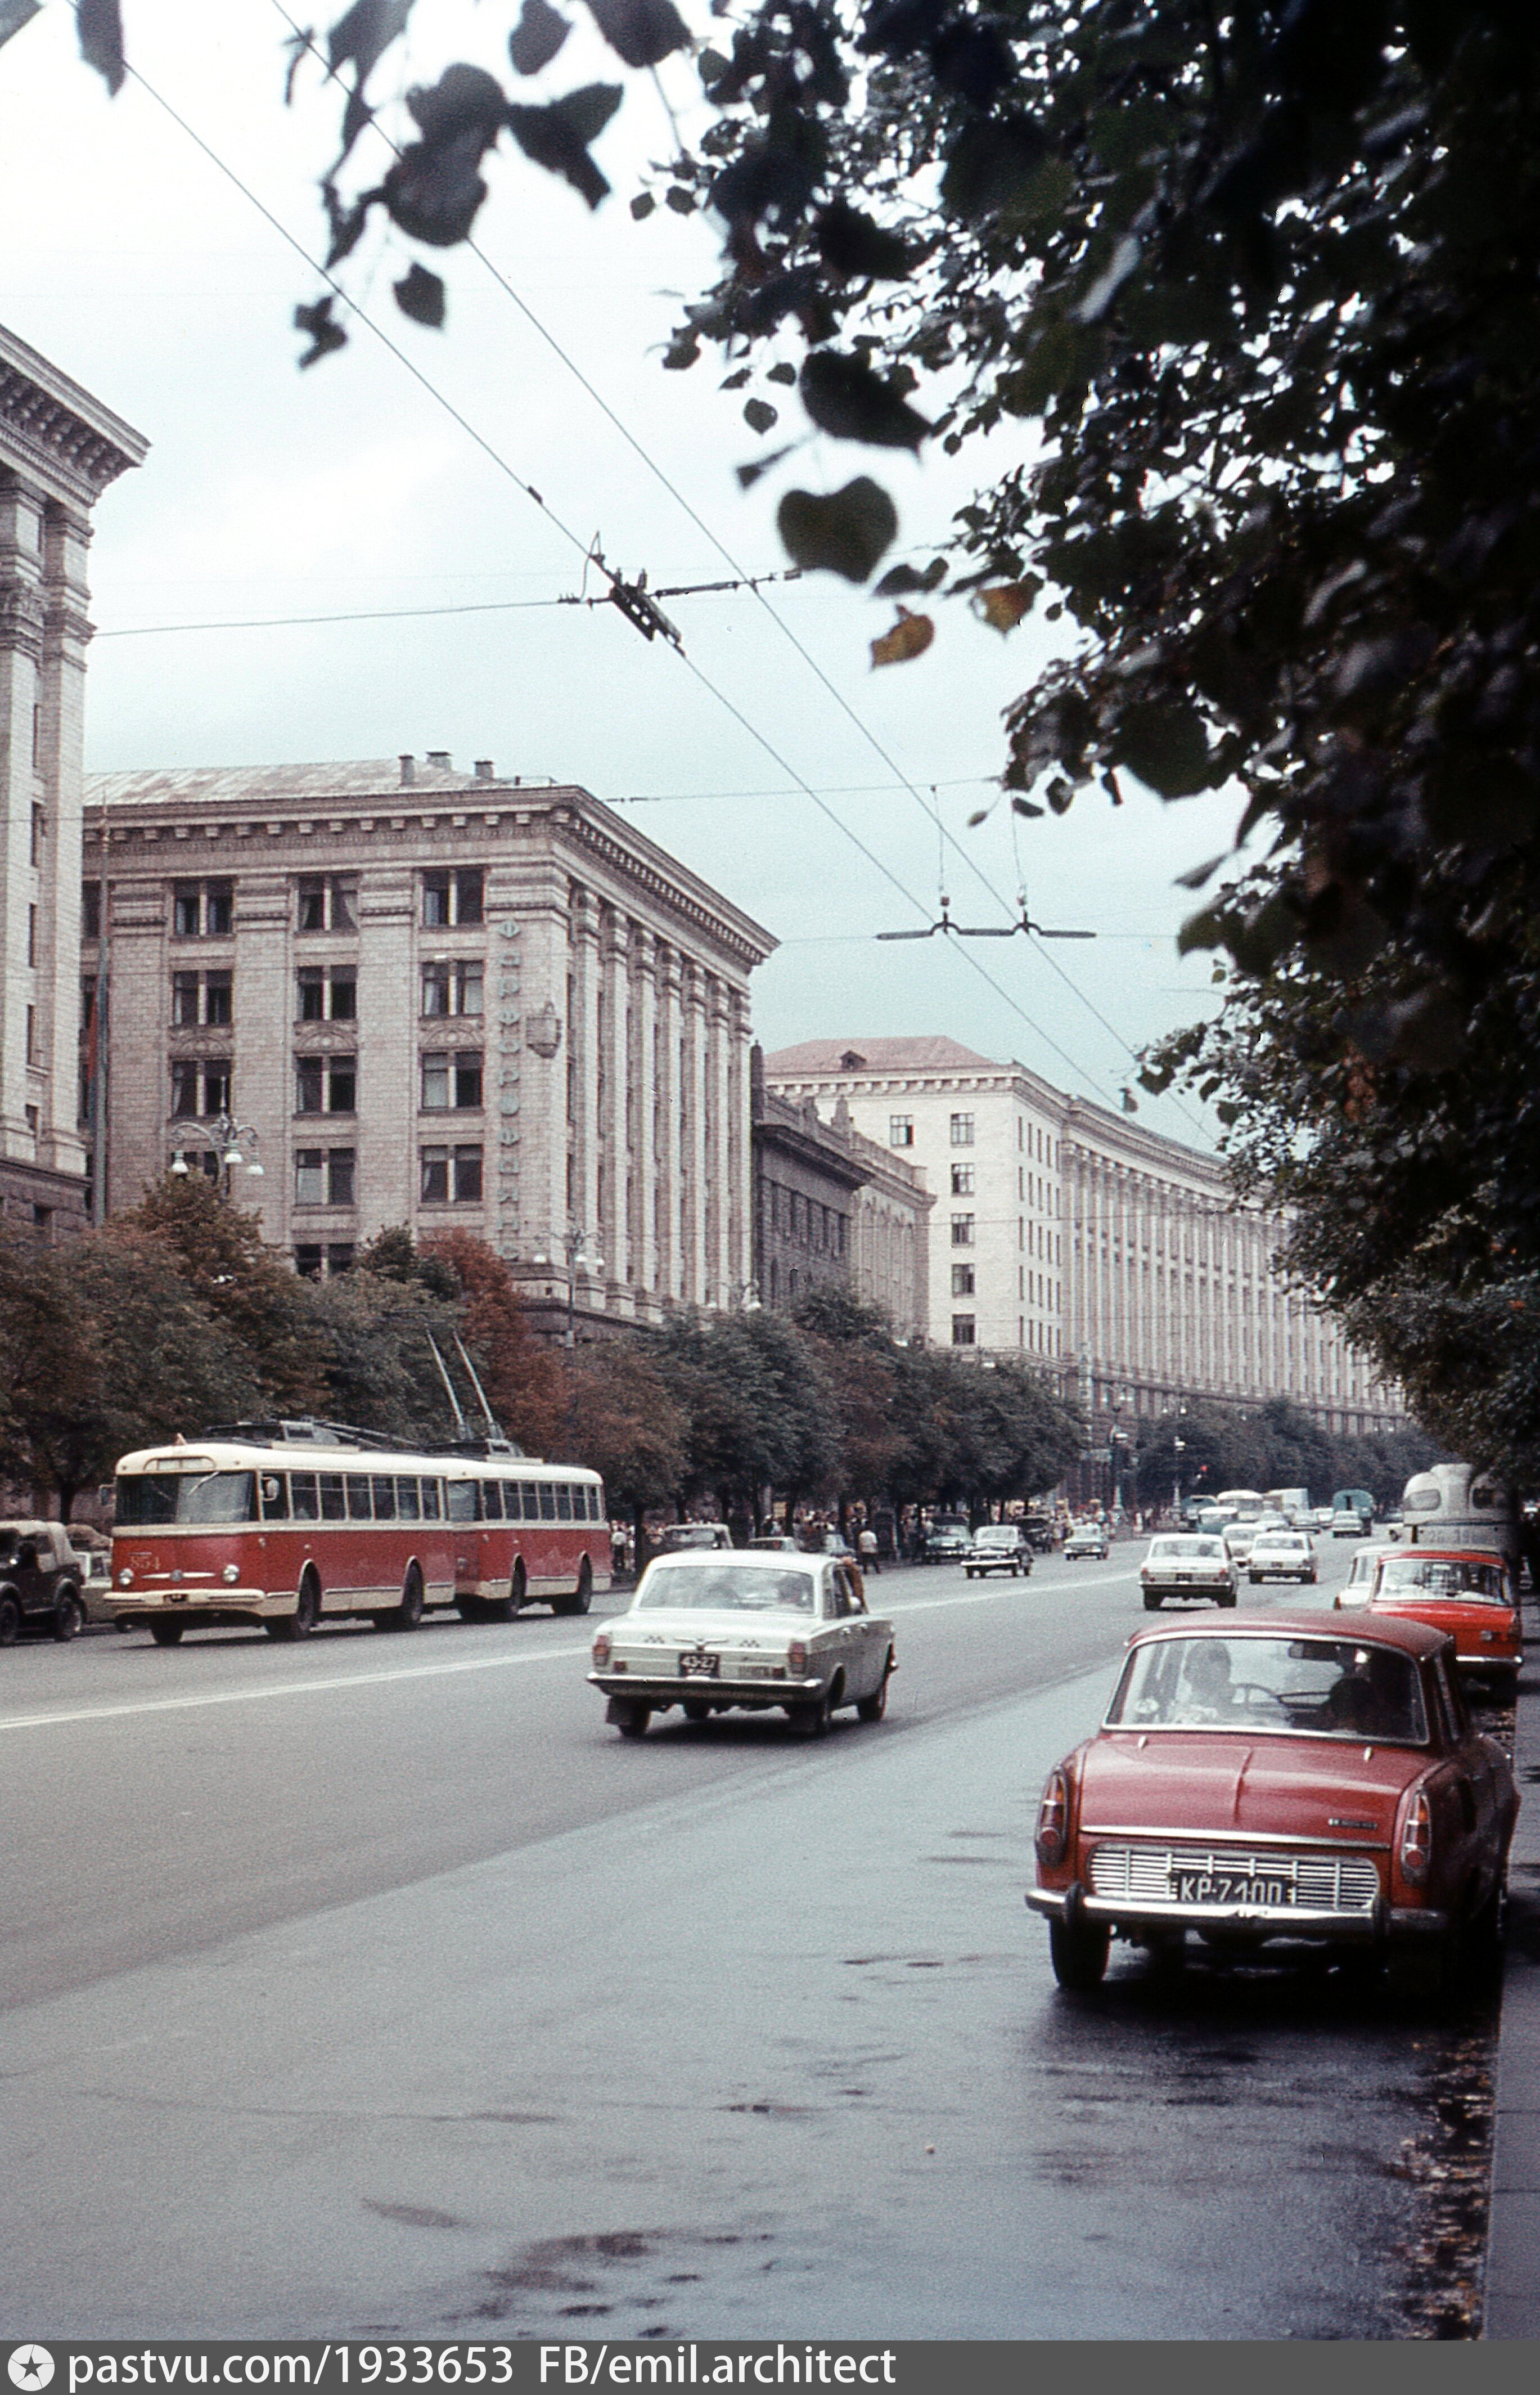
[728,987,751,1301]
[601,907,628,1300]
[570,888,601,1253]
[0,475,44,1161]
[656,944,681,1300]
[631,927,658,1309]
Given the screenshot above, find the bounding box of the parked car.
[1063,1521,1111,1561]
[588,1549,895,1738]
[1027,1612,1519,1994]
[1335,1543,1404,1611]
[1366,1548,1524,1699]
[798,1527,857,1560]
[922,1517,973,1564]
[965,1525,1033,1579]
[1247,1530,1318,1586]
[747,1534,800,1553]
[656,1522,733,1554]
[1140,1534,1237,1610]
[0,1521,88,1643]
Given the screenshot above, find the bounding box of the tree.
[119,1174,326,1414]
[416,1228,565,1453]
[555,1339,690,1557]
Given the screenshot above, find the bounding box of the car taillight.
[592,1632,612,1668]
[1036,1767,1069,1866]
[1399,1789,1433,1885]
[789,1640,808,1675]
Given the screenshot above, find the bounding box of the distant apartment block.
[84,758,775,1336]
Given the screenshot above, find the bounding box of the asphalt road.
[0,1535,1494,2338]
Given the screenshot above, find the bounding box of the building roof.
[85,758,533,807]
[765,1036,1005,1077]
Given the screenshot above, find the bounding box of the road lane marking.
[0,1641,592,1736]
[884,1563,1139,1612]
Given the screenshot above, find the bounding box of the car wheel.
[615,1701,651,1740]
[1219,1588,1237,1608]
[0,1593,21,1647]
[554,1557,593,1616]
[792,1692,831,1738]
[1048,1912,1110,1993]
[857,1654,894,1722]
[149,1619,184,1646]
[52,1589,86,1642]
[1143,1592,1163,1611]
[682,1700,712,1724]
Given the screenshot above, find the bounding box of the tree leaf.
[800,351,930,450]
[767,361,798,385]
[508,0,570,75]
[870,607,934,667]
[584,0,689,69]
[1111,700,1214,798]
[507,83,623,209]
[76,0,124,93]
[294,295,349,367]
[1173,852,1229,891]
[743,398,780,434]
[976,579,1039,632]
[328,0,413,83]
[873,559,946,597]
[393,262,446,326]
[777,479,898,581]
[816,199,916,281]
[736,443,795,489]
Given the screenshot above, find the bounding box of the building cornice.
[0,324,148,505]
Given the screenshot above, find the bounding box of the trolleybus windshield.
[116,1469,258,1525]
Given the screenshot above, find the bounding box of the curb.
[1484,1579,1540,2338]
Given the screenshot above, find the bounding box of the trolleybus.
[110,1419,609,1643]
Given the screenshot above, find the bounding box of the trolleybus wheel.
[149,1619,184,1646]
[393,1563,425,1633]
[555,1556,593,1617]
[270,1569,321,1641]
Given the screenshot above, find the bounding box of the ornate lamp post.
[168,1112,264,1201]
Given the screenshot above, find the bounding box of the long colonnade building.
[84,758,775,1335]
[766,1038,1402,1438]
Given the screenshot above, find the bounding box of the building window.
[422,960,482,1017]
[328,1242,355,1275]
[420,1143,485,1202]
[420,1050,483,1109]
[453,1144,483,1201]
[204,971,232,1027]
[951,1214,975,1247]
[295,1244,323,1279]
[951,1264,975,1297]
[27,905,36,969]
[296,874,357,933]
[951,1315,976,1346]
[172,971,200,1028]
[422,868,484,927]
[295,1148,354,1207]
[889,1115,914,1147]
[24,1104,39,1139]
[297,967,356,1022]
[82,882,101,941]
[296,1057,357,1115]
[951,1163,974,1196]
[30,803,44,865]
[949,1112,975,1147]
[172,880,232,938]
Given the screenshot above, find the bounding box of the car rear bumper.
[589,1670,822,1704]
[1026,1883,1445,1944]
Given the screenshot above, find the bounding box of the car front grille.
[1087,1843,1381,1912]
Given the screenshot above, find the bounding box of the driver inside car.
[1172,1641,1236,1723]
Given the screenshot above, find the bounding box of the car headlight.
[222,1563,240,1585]
[117,1567,134,1588]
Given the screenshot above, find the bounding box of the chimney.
[750,1041,765,1120]
[426,749,452,769]
[474,758,495,781]
[398,753,416,787]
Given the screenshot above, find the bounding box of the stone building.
[750,1045,931,1337]
[765,1036,1403,1439]
[0,325,145,1233]
[85,757,775,1337]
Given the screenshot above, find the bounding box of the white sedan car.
[589,1550,895,1740]
[1140,1534,1238,1610]
[1246,1529,1318,1584]
[1062,1521,1111,1560]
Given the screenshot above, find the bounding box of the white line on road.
[0,1641,592,1736]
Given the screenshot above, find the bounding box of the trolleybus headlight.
[117,1567,133,1588]
[223,1563,240,1584]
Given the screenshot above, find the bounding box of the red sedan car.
[1028,1614,1518,1995]
[1363,1548,1523,1700]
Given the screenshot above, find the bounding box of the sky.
[0,0,1246,1147]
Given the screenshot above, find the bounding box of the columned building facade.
[0,325,145,1233]
[84,758,774,1337]
[766,1037,1403,1439]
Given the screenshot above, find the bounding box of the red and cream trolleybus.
[110,1419,609,1644]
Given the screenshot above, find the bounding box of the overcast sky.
[0,0,1245,1144]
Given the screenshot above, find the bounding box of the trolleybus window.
[447,1480,476,1522]
[118,1470,259,1525]
[557,1484,573,1522]
[371,1475,396,1521]
[422,1479,442,1520]
[397,1476,421,1522]
[346,1474,372,1521]
[505,1482,526,1521]
[538,1482,557,1521]
[319,1473,346,1521]
[481,1480,502,1520]
[261,1473,287,1520]
[290,1472,320,1521]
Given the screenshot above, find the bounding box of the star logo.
[8,2352,55,2393]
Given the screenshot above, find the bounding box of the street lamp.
[1172,1436,1187,1521]
[168,1112,264,1201]
[532,1226,605,1349]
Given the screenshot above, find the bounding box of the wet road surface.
[0,1546,1498,2336]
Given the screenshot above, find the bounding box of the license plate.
[679,1651,721,1678]
[1177,1574,1194,1585]
[1172,1871,1296,1907]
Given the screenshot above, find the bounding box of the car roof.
[1385,1545,1507,1563]
[1126,1608,1448,1657]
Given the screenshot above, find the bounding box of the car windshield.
[1149,1538,1223,1560]
[1378,1557,1509,1605]
[1254,1535,1305,1551]
[1108,1635,1428,1743]
[637,1564,817,1612]
[975,1528,1016,1545]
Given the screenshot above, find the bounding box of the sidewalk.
[1484,1578,1540,2336]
